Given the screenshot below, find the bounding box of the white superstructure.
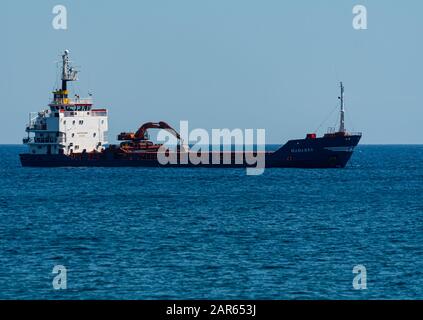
[23,50,108,155]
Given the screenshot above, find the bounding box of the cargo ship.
[20,50,361,169]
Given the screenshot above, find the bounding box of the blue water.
[0,145,422,299]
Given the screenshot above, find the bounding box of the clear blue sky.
[1,0,422,144]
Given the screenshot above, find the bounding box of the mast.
[60,50,78,92]
[52,50,78,104]
[339,82,345,133]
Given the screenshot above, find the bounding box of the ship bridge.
[49,96,94,112]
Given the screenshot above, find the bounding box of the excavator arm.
[134,121,181,141]
[117,121,181,141]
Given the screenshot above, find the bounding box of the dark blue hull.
[20,135,361,168]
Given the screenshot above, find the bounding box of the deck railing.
[50,97,93,105]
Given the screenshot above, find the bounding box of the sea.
[0,145,422,299]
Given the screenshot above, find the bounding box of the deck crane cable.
[314,104,339,134]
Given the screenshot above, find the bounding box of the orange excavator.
[117,121,182,151]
